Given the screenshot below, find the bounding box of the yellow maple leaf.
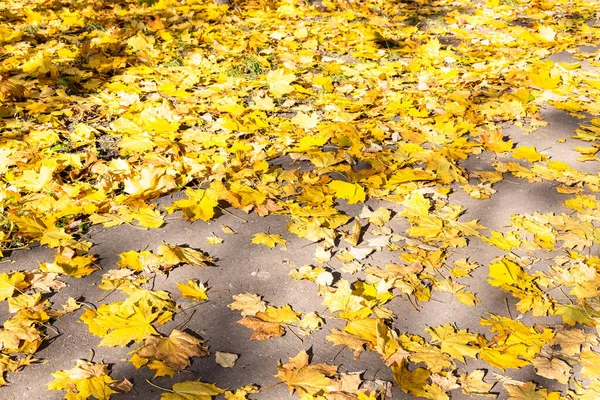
[164,187,219,222]
[262,305,301,324]
[162,381,224,400]
[479,347,529,370]
[127,205,165,229]
[537,26,556,42]
[321,280,372,320]
[313,75,333,92]
[480,130,513,153]
[156,243,213,268]
[22,51,53,75]
[81,302,159,347]
[136,329,208,371]
[406,215,444,239]
[530,355,571,384]
[0,272,29,302]
[458,370,495,396]
[359,207,391,227]
[40,252,98,278]
[48,360,117,400]
[117,249,159,272]
[251,233,287,249]
[290,265,327,282]
[488,257,525,287]
[266,68,296,97]
[228,293,267,317]
[426,324,481,363]
[237,305,299,340]
[450,259,479,278]
[251,95,275,111]
[8,293,42,313]
[147,360,176,378]
[504,381,555,400]
[391,360,431,398]
[40,226,74,248]
[238,316,285,341]
[512,146,545,163]
[455,290,481,306]
[326,328,370,357]
[328,180,366,204]
[550,329,596,356]
[206,236,224,245]
[224,385,259,400]
[529,63,561,89]
[291,111,319,130]
[579,351,600,379]
[276,350,338,396]
[298,312,324,335]
[177,279,208,302]
[482,230,521,251]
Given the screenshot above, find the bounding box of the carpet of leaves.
[1,0,600,398]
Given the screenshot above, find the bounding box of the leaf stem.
[504,297,513,319]
[173,308,197,331]
[256,381,284,393]
[558,287,574,305]
[405,294,420,312]
[146,379,174,393]
[285,325,304,344]
[217,206,248,222]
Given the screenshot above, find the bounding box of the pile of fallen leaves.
[0,0,600,397]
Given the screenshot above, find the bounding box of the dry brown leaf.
[238,317,284,341]
[276,350,338,396]
[136,330,208,370]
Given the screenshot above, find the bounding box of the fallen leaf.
[137,330,209,371]
[276,350,338,396]
[251,233,287,249]
[215,352,238,368]
[162,381,224,400]
[228,293,267,317]
[177,280,208,302]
